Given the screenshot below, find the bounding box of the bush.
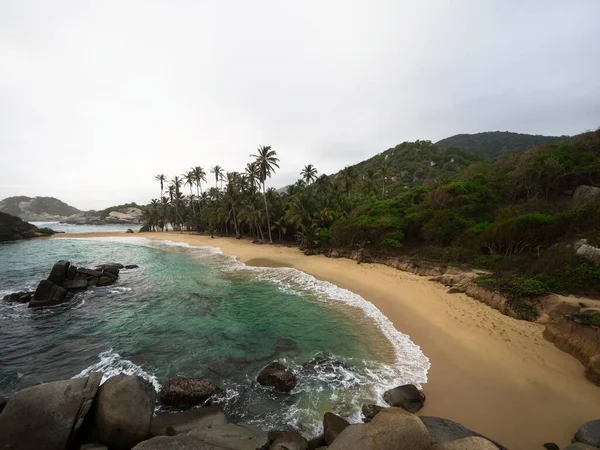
[37,227,56,236]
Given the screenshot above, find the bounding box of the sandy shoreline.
[56,232,600,449]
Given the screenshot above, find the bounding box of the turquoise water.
[30,221,136,234]
[0,237,429,435]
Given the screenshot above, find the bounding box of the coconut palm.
[301,164,318,185]
[251,145,280,244]
[211,166,223,190]
[378,162,391,198]
[155,174,167,200]
[225,172,241,239]
[192,166,206,201]
[340,166,357,198]
[183,170,196,214]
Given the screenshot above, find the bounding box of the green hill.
[435,131,571,160]
[0,196,81,220]
[0,212,40,241]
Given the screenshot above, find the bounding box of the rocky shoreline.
[0,368,597,449]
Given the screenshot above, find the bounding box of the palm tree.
[192,166,206,203]
[183,170,196,214]
[378,162,391,198]
[363,168,377,195]
[171,176,184,230]
[155,174,167,200]
[251,145,280,244]
[341,166,357,198]
[211,166,223,189]
[226,172,241,239]
[301,164,318,185]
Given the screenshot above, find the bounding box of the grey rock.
[564,443,598,450]
[421,417,506,449]
[151,406,228,437]
[63,279,89,290]
[132,435,222,449]
[257,362,297,393]
[160,378,224,408]
[29,279,68,308]
[574,419,600,447]
[382,384,426,413]
[2,291,33,303]
[78,268,103,278]
[0,373,102,450]
[91,374,157,450]
[361,404,384,422]
[97,276,116,287]
[327,424,367,450]
[189,423,269,450]
[575,240,600,268]
[323,412,349,445]
[366,407,430,450]
[102,266,120,277]
[48,260,71,284]
[0,396,6,414]
[269,430,308,450]
[574,185,600,204]
[125,264,139,269]
[430,436,499,450]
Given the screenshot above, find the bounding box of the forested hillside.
[0,196,80,220]
[436,131,570,160]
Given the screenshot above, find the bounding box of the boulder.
[80,444,109,450]
[543,444,560,450]
[306,434,326,450]
[574,419,600,447]
[131,435,208,449]
[0,396,6,414]
[420,417,506,449]
[160,378,224,408]
[257,362,297,393]
[269,430,308,450]
[365,407,430,450]
[63,279,89,290]
[29,279,68,308]
[327,424,367,450]
[102,266,120,277]
[90,374,157,450]
[362,404,384,422]
[0,373,102,450]
[67,264,78,280]
[564,443,598,450]
[575,240,600,268]
[323,412,350,445]
[48,260,70,284]
[430,437,500,450]
[189,423,269,450]
[97,276,117,287]
[382,384,426,412]
[125,265,139,269]
[78,268,103,278]
[150,406,228,437]
[3,291,33,303]
[573,185,600,204]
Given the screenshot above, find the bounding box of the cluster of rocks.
[2,260,138,308]
[0,365,598,450]
[64,207,145,225]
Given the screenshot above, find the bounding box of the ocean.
[0,234,429,436]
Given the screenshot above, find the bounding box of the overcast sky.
[1,1,599,210]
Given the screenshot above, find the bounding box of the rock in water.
[0,373,102,450]
[47,260,70,284]
[62,279,89,290]
[189,423,269,450]
[125,265,139,269]
[257,361,297,393]
[430,437,500,449]
[323,412,350,445]
[90,374,156,450]
[327,424,368,450]
[159,378,224,408]
[270,430,308,450]
[362,404,384,422]
[574,419,600,447]
[421,417,506,449]
[382,384,426,412]
[150,406,228,437]
[365,407,430,450]
[28,279,68,308]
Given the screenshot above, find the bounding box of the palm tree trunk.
[262,182,273,244]
[189,186,196,214]
[231,204,240,239]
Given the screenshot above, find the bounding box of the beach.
[57,232,600,449]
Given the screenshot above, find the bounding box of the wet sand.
[57,232,600,449]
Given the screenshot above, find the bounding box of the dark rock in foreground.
[257,361,297,393]
[132,435,207,449]
[270,430,308,450]
[362,403,384,422]
[383,383,426,413]
[90,374,156,450]
[574,419,600,447]
[150,406,228,437]
[0,396,6,414]
[367,407,430,450]
[327,424,367,449]
[323,412,350,445]
[29,279,69,308]
[0,373,102,450]
[421,416,506,449]
[47,259,70,284]
[2,291,33,303]
[189,423,269,450]
[160,378,225,408]
[431,436,500,449]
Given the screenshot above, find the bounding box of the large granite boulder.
[574,419,600,447]
[421,417,506,449]
[90,374,157,450]
[150,406,228,437]
[160,378,224,408]
[257,362,297,393]
[323,412,350,445]
[382,384,426,412]
[189,423,269,450]
[29,279,68,308]
[574,185,600,204]
[575,239,600,268]
[327,424,368,450]
[48,260,70,284]
[365,407,430,450]
[132,435,208,449]
[269,430,308,450]
[0,373,102,450]
[430,436,499,449]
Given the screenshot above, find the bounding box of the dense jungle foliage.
[144,131,600,317]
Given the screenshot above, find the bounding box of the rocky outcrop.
[29,279,69,308]
[90,374,157,450]
[65,206,145,225]
[327,424,367,449]
[159,378,224,408]
[0,211,42,241]
[421,417,506,449]
[269,430,308,450]
[188,423,269,449]
[323,412,350,445]
[573,185,600,205]
[150,406,227,437]
[257,361,297,393]
[575,239,600,268]
[0,196,80,222]
[366,407,431,450]
[382,384,426,413]
[362,404,384,422]
[573,419,600,447]
[0,373,102,450]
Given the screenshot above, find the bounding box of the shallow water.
[0,237,429,436]
[30,221,136,234]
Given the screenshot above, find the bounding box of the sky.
[1,1,599,210]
